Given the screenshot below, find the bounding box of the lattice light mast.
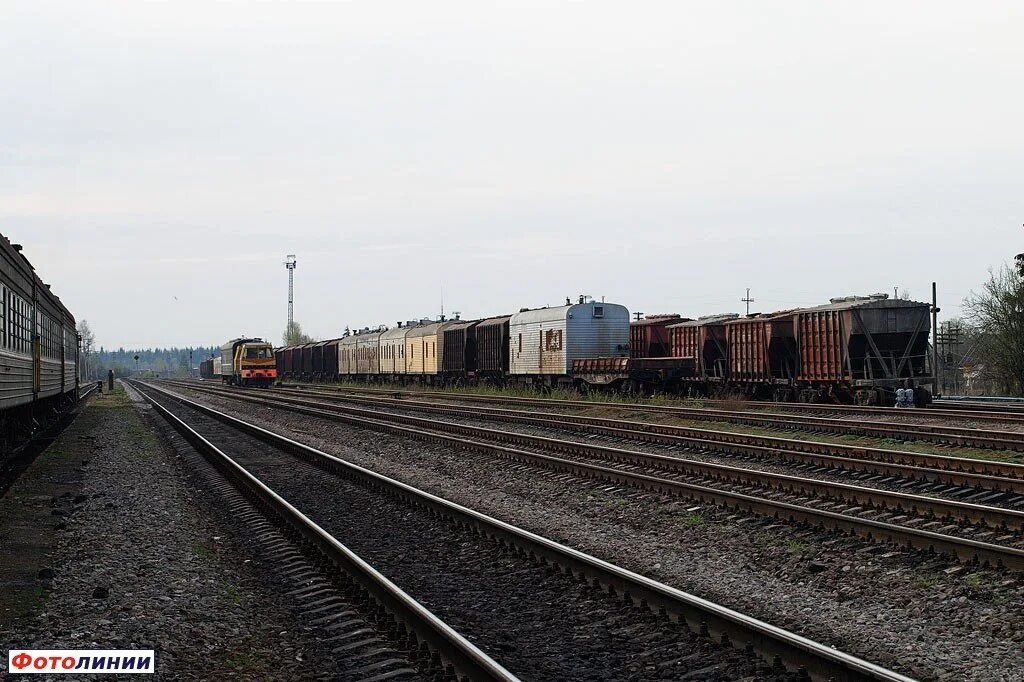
[284,254,297,330]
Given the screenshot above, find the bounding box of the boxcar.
[474,315,510,380]
[440,319,478,376]
[356,329,384,376]
[405,322,441,376]
[298,342,316,380]
[430,319,462,376]
[311,340,328,379]
[793,294,931,404]
[509,301,629,382]
[380,322,417,376]
[630,314,684,358]
[667,314,737,385]
[275,347,287,378]
[338,334,359,377]
[320,339,341,382]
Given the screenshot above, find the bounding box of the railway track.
[266,385,1024,494]
[278,383,1024,452]
[136,381,911,682]
[167,381,1024,571]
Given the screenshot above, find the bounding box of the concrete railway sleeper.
[135,380,913,682]
[172,382,1024,541]
[282,384,1024,452]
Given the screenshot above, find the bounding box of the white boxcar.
[509,301,630,376]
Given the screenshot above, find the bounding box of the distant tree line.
[85,341,220,379]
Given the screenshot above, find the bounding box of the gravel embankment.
[0,384,355,679]
[169,384,1024,682]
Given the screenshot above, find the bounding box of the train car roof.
[666,313,738,329]
[799,294,930,312]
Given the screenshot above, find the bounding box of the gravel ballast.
[0,384,354,678]
[151,386,794,682]
[169,383,1024,681]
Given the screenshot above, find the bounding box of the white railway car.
[509,300,629,383]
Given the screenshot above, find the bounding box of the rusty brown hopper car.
[726,311,799,395]
[630,314,685,358]
[793,294,931,404]
[667,314,736,381]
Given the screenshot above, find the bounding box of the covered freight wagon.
[793,294,932,404]
[405,322,441,376]
[356,328,384,375]
[440,319,478,375]
[380,322,418,376]
[509,300,629,382]
[338,333,359,377]
[474,315,510,380]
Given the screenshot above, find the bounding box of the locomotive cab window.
[593,306,604,318]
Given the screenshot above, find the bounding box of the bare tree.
[964,264,1024,395]
[283,321,315,346]
[79,319,96,381]
[897,287,911,300]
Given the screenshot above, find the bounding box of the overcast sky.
[3,2,1021,349]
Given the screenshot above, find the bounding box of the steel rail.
[264,385,1024,494]
[78,382,100,401]
[278,383,1024,452]
[165,381,1024,571]
[139,381,914,682]
[131,381,519,682]
[660,398,1024,425]
[177,383,1024,533]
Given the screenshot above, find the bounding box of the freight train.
[275,293,932,405]
[0,232,80,439]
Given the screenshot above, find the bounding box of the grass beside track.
[282,380,1024,465]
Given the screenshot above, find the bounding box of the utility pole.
[284,254,297,332]
[741,288,754,315]
[931,282,940,397]
[634,312,644,321]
